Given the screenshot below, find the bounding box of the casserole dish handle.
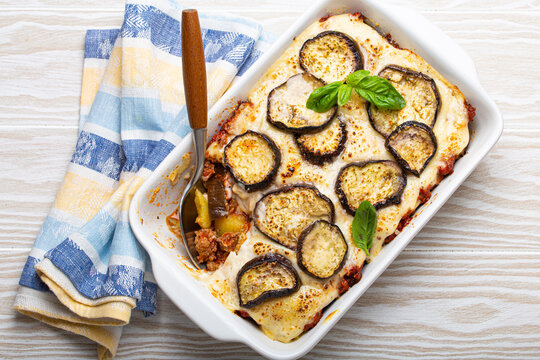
[150,254,244,342]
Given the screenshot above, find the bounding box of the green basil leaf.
[306,81,342,112]
[345,70,370,87]
[354,76,406,110]
[337,84,353,107]
[351,201,377,256]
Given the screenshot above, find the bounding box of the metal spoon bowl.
[179,130,206,269]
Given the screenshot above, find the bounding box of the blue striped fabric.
[20,257,49,292]
[84,29,121,59]
[18,0,274,318]
[120,4,259,67]
[71,131,126,180]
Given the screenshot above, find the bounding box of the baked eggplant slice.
[224,131,281,192]
[368,65,440,137]
[297,220,348,279]
[253,185,335,250]
[386,121,438,177]
[267,73,336,133]
[295,117,347,165]
[336,160,406,214]
[237,253,300,308]
[299,31,363,84]
[205,165,228,220]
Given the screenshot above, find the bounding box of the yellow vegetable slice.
[214,214,248,236]
[194,189,211,229]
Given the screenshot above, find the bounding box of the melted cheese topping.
[199,14,470,342]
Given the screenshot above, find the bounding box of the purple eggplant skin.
[299,31,363,84]
[294,118,348,166]
[335,160,407,215]
[223,130,281,192]
[385,121,438,177]
[296,220,348,280]
[236,253,301,308]
[367,65,441,138]
[266,74,337,134]
[253,184,335,250]
[204,164,228,220]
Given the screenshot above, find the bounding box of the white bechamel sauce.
[200,13,470,343]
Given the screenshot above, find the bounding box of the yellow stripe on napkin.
[14,287,122,360]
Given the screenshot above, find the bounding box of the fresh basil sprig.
[352,201,377,256]
[306,81,343,112]
[337,83,353,106]
[306,70,406,112]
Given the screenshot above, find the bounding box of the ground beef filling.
[303,310,323,332]
[202,160,216,182]
[337,265,363,295]
[195,229,245,271]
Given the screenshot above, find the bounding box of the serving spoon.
[178,9,207,270]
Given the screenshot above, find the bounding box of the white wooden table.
[1,0,539,358]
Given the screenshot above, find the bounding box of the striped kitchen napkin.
[14,1,273,358]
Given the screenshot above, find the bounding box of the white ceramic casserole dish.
[129,0,503,358]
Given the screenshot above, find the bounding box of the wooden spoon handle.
[181,9,207,130]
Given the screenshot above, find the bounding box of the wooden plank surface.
[3,250,540,359]
[1,0,539,359]
[1,0,539,11]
